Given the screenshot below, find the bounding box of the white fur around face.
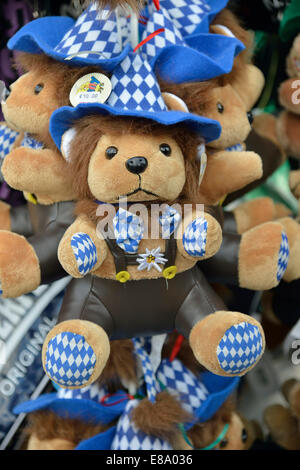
[61,128,77,161]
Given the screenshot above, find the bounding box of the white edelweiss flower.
[137,247,168,272]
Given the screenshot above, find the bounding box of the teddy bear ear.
[231,64,265,110]
[61,128,77,161]
[162,92,189,113]
[210,24,235,38]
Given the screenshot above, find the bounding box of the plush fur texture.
[131,391,191,441]
[25,410,109,450]
[264,379,300,450]
[0,231,41,297]
[232,197,277,234]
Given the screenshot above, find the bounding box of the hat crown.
[55,2,122,60]
[108,53,168,113]
[159,0,212,36]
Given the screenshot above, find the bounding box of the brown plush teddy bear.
[264,379,300,450]
[41,54,265,391]
[0,51,114,297]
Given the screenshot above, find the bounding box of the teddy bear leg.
[225,197,276,234]
[238,222,289,290]
[277,111,300,158]
[42,320,110,389]
[189,311,265,377]
[0,231,41,297]
[277,217,300,282]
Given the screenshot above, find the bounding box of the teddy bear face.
[205,84,252,150]
[2,68,59,139]
[87,132,186,203]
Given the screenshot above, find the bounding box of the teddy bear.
[264,379,300,450]
[39,49,266,393]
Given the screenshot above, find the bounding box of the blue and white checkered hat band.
[157,359,209,417]
[45,332,96,387]
[55,4,121,60]
[113,208,144,254]
[111,400,173,450]
[277,232,289,282]
[132,337,160,403]
[140,8,185,60]
[217,322,263,374]
[0,124,19,160]
[21,133,43,150]
[108,54,168,113]
[182,217,208,257]
[71,232,98,275]
[57,382,107,402]
[159,205,181,239]
[159,0,211,36]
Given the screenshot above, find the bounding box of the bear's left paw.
[70,232,98,275]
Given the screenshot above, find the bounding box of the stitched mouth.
[124,175,160,199]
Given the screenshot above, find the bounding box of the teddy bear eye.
[160,143,172,156]
[217,102,224,114]
[34,84,44,94]
[105,146,118,159]
[241,428,248,443]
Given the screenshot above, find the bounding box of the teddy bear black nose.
[247,111,254,125]
[126,157,148,174]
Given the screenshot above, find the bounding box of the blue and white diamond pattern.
[277,232,289,282]
[157,359,209,416]
[57,382,107,402]
[113,208,144,254]
[45,332,96,387]
[217,322,263,375]
[140,8,185,60]
[0,124,19,160]
[160,0,211,36]
[159,205,181,239]
[182,217,207,257]
[111,400,173,450]
[21,133,44,150]
[55,4,121,60]
[108,54,167,113]
[71,232,98,275]
[132,337,160,403]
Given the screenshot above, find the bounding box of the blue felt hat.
[7,3,131,71]
[138,6,244,83]
[50,51,221,149]
[13,383,130,426]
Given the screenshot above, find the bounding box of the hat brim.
[50,103,221,150]
[7,16,131,71]
[153,34,245,84]
[13,393,128,425]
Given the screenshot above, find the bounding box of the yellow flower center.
[147,255,156,263]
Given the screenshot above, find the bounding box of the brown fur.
[97,339,137,392]
[25,410,108,447]
[187,399,234,448]
[162,332,206,375]
[131,390,192,440]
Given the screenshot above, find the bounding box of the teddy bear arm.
[199,150,263,205]
[58,216,108,278]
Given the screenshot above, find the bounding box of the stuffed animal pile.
[0,0,297,451]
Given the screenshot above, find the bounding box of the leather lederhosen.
[58,226,226,340]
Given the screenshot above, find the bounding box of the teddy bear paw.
[70,232,98,275]
[182,213,221,260]
[42,320,110,389]
[190,311,265,377]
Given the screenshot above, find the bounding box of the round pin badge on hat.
[69,73,112,107]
